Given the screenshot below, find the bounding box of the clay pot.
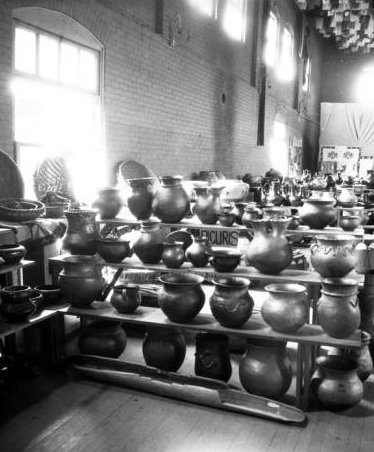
[298,197,336,229]
[311,355,363,410]
[206,247,242,272]
[317,278,360,339]
[62,209,99,255]
[310,234,358,278]
[0,244,26,265]
[185,237,211,267]
[0,285,33,304]
[96,238,132,263]
[195,333,232,382]
[359,272,374,361]
[34,284,62,306]
[239,339,293,399]
[262,283,308,334]
[347,331,374,382]
[152,176,190,223]
[194,186,224,225]
[244,218,293,274]
[340,215,361,232]
[232,202,248,225]
[58,255,105,307]
[92,187,124,219]
[337,186,358,208]
[133,221,166,264]
[209,276,253,328]
[241,203,262,227]
[218,211,236,227]
[126,177,156,220]
[161,241,185,268]
[110,284,141,314]
[158,273,205,323]
[1,299,36,323]
[142,326,186,372]
[78,320,127,358]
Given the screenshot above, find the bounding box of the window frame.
[13,19,101,96]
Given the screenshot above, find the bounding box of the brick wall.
[0,0,321,186]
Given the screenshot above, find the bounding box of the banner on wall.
[320,146,360,177]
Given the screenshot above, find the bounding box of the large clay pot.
[311,355,363,410]
[194,186,224,225]
[92,187,123,219]
[62,209,98,255]
[195,333,232,382]
[126,177,156,220]
[298,197,336,229]
[58,255,105,307]
[261,283,308,334]
[244,218,293,274]
[185,236,211,267]
[239,339,293,399]
[359,272,374,361]
[310,234,358,278]
[337,186,358,208]
[0,285,33,304]
[142,326,186,372]
[158,273,205,323]
[110,283,141,314]
[152,176,190,223]
[317,278,360,339]
[161,241,185,268]
[133,220,166,264]
[78,320,127,358]
[209,276,254,328]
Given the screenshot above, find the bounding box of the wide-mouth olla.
[0,244,25,251]
[265,283,306,294]
[34,284,60,292]
[159,175,183,185]
[159,272,204,286]
[1,284,31,293]
[213,276,250,288]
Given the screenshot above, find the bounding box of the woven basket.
[0,199,45,222]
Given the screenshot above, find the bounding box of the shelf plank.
[0,309,59,338]
[61,302,362,348]
[0,259,34,276]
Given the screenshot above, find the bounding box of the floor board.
[1,334,374,452]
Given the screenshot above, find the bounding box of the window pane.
[189,0,214,16]
[222,0,246,42]
[61,42,79,85]
[264,13,278,66]
[15,27,36,74]
[278,28,295,81]
[79,49,98,92]
[39,34,59,80]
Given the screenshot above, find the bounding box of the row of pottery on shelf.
[0,284,62,323]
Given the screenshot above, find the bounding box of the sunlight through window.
[189,0,216,17]
[264,12,278,67]
[270,121,288,176]
[39,34,59,80]
[277,27,295,81]
[15,27,36,74]
[222,0,247,42]
[356,66,374,106]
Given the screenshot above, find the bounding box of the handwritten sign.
[188,228,239,247]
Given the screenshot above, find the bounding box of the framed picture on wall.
[320,146,361,177]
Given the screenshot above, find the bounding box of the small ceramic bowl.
[34,284,62,306]
[0,244,26,265]
[0,285,33,304]
[340,215,361,232]
[1,299,36,323]
[96,239,132,263]
[206,247,242,272]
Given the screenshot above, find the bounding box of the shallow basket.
[0,199,45,222]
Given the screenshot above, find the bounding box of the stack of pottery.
[310,233,360,338]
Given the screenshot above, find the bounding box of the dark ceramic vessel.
[78,320,127,358]
[0,244,26,265]
[34,284,62,306]
[96,238,132,263]
[0,285,33,304]
[110,284,141,314]
[206,248,242,272]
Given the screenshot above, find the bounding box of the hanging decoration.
[295,0,374,52]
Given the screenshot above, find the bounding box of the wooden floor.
[1,333,374,452]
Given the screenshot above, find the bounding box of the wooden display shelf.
[0,259,34,276]
[0,309,59,338]
[61,301,362,349]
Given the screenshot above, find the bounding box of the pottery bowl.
[1,299,36,323]
[340,215,361,232]
[0,244,26,265]
[206,247,242,272]
[34,284,63,306]
[0,285,33,304]
[29,290,44,312]
[96,239,132,263]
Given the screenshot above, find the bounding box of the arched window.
[11,7,104,204]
